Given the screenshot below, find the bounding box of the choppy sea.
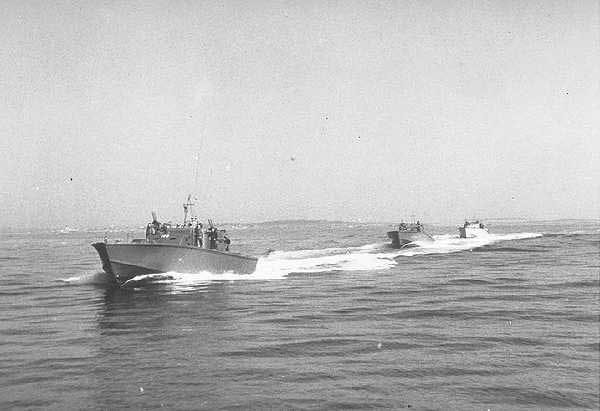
[1,220,598,410]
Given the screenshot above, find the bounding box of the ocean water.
[0,220,598,410]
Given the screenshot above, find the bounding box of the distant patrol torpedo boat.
[458,220,489,238]
[387,220,434,248]
[92,195,258,284]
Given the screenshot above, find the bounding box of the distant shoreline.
[1,218,599,234]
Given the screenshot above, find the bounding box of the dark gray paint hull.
[458,227,489,238]
[387,231,434,248]
[92,242,258,283]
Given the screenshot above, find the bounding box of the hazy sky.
[1,0,599,229]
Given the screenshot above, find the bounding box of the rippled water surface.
[1,220,598,409]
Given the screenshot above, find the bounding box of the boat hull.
[92,242,258,283]
[459,227,489,238]
[387,231,434,248]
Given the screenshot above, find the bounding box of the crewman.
[209,227,217,249]
[194,223,202,247]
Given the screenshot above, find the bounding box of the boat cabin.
[142,196,231,252]
[397,221,424,233]
[463,220,485,229]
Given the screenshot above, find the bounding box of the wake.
[59,271,114,285]
[401,232,542,256]
[116,231,542,290]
